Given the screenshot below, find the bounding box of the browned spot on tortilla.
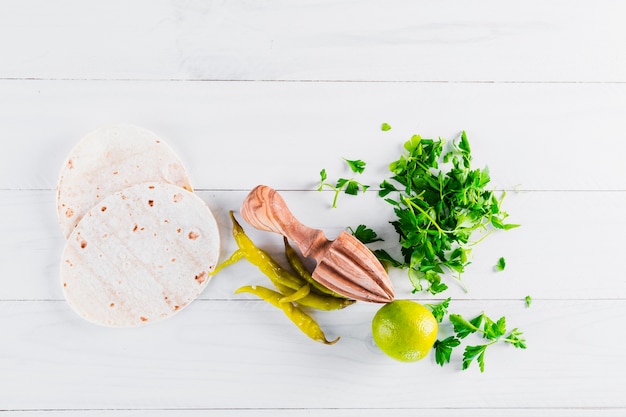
[188,231,199,240]
[140,227,145,231]
[121,194,127,200]
[63,282,67,287]
[133,224,138,232]
[100,206,107,212]
[195,271,207,284]
[148,200,154,207]
[110,303,115,308]
[156,140,161,144]
[173,193,183,203]
[67,159,74,169]
[174,305,180,311]
[113,171,119,175]
[140,316,148,322]
[80,240,87,249]
[171,258,176,263]
[177,228,182,233]
[163,219,169,223]
[65,208,74,218]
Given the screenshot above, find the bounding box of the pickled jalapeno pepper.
[213,212,354,311]
[235,285,339,345]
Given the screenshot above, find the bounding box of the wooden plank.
[0,299,624,410]
[1,81,626,191]
[0,0,624,82]
[1,189,624,301]
[5,409,626,417]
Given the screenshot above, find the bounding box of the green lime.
[372,300,438,362]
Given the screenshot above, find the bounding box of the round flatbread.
[60,182,220,327]
[56,125,193,238]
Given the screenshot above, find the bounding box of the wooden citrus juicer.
[240,185,394,303]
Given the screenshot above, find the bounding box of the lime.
[372,300,438,362]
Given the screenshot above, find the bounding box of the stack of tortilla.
[57,125,220,327]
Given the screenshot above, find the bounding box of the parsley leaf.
[344,158,367,174]
[349,224,383,244]
[426,297,451,323]
[494,257,506,272]
[525,295,532,308]
[318,159,370,208]
[318,168,328,185]
[372,249,403,268]
[434,336,460,366]
[482,315,507,340]
[450,313,482,339]
[505,328,527,349]
[381,122,392,131]
[463,344,488,372]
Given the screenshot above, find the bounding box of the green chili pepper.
[210,249,244,276]
[214,212,354,311]
[228,212,304,291]
[279,284,310,304]
[283,236,347,299]
[235,285,339,345]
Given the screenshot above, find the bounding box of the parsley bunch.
[428,299,526,372]
[376,132,519,294]
[318,159,369,208]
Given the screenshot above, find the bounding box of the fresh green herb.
[449,313,484,339]
[376,131,519,294]
[525,295,532,308]
[495,257,506,272]
[462,344,488,372]
[445,311,526,372]
[381,122,392,131]
[434,336,461,366]
[372,248,403,268]
[343,158,367,174]
[318,159,370,208]
[426,297,451,323]
[349,224,383,244]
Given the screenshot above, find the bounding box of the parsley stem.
[319,182,341,208]
[453,273,469,293]
[331,190,340,208]
[468,228,494,247]
[403,196,447,236]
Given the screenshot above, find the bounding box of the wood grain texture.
[0,0,624,82]
[6,411,626,417]
[1,81,626,191]
[1,189,624,301]
[1,0,625,415]
[1,299,625,410]
[7,412,626,417]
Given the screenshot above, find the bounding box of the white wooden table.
[1,1,625,415]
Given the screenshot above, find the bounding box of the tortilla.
[60,182,220,327]
[56,125,193,238]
